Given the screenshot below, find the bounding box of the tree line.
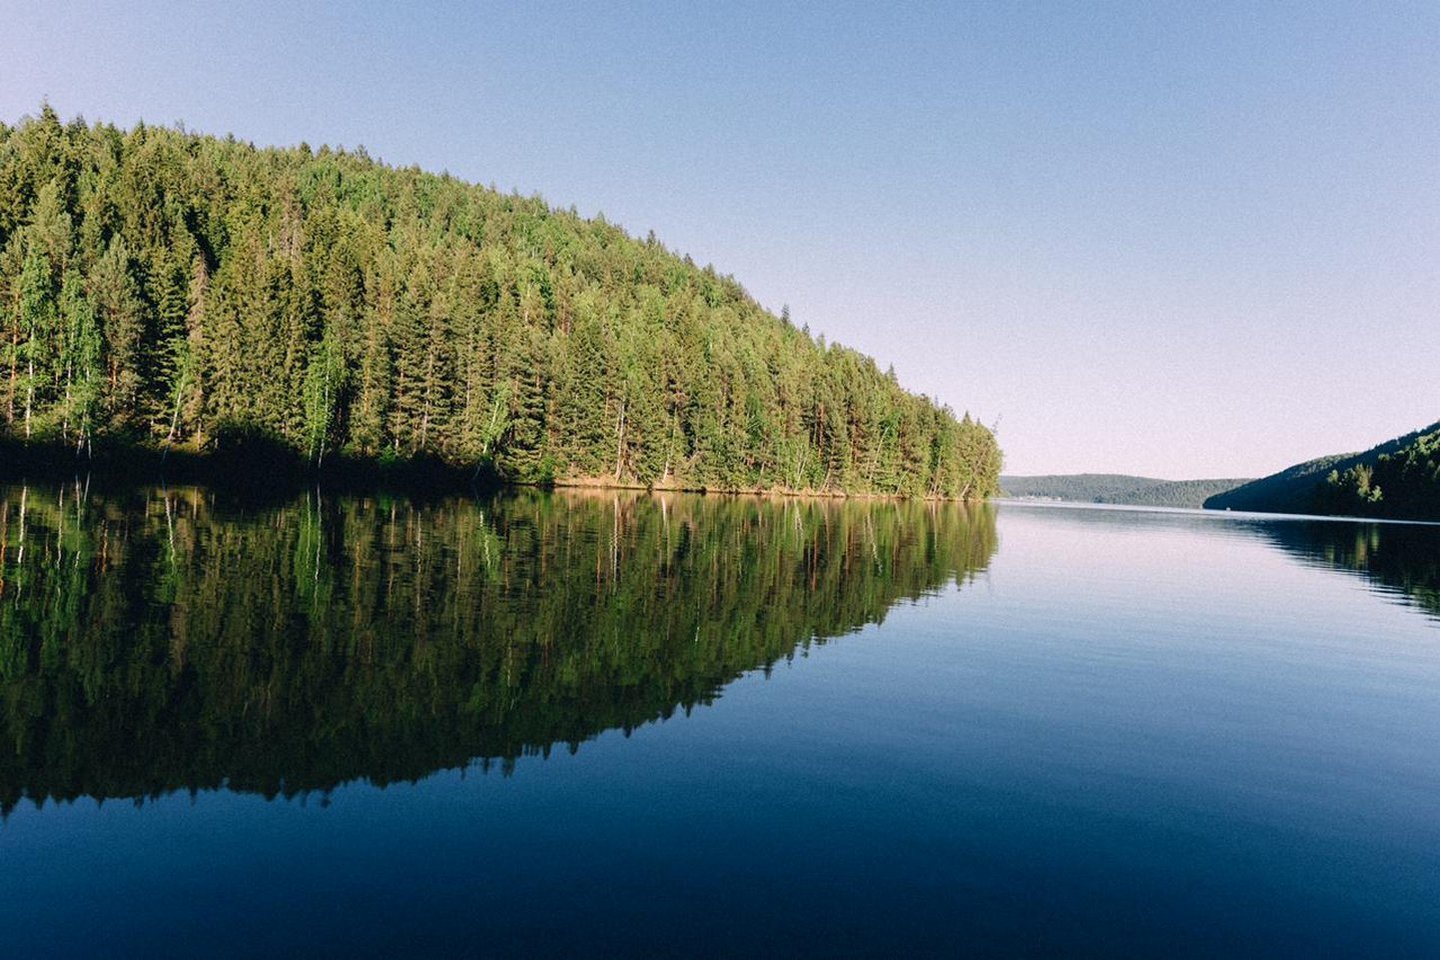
[1316,425,1440,520]
[0,107,1001,498]
[1001,473,1252,509]
[1206,420,1440,520]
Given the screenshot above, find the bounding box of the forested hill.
[0,108,1000,498]
[1205,421,1440,520]
[1001,474,1250,509]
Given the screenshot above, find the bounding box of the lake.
[1,484,1437,958]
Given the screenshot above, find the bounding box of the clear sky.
[2,1,1435,478]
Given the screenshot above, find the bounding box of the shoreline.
[0,438,993,504]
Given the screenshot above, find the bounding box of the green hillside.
[1001,474,1250,509]
[1204,421,1440,520]
[0,107,999,498]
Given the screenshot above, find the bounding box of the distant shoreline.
[993,496,1440,527]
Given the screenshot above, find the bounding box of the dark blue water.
[1,487,1437,957]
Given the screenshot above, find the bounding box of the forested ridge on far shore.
[1001,474,1251,509]
[1206,421,1440,520]
[0,107,1000,498]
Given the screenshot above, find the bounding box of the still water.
[0,485,1437,957]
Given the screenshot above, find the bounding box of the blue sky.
[3,1,1436,477]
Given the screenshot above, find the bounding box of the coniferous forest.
[0,108,1001,498]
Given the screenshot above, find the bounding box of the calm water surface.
[1,485,1437,957]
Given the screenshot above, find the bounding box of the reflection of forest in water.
[1257,519,1440,621]
[0,484,997,813]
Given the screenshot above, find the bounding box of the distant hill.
[1205,421,1440,520]
[1000,474,1251,509]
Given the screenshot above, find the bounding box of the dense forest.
[1001,474,1250,509]
[0,483,997,811]
[1205,421,1440,520]
[1313,425,1440,520]
[0,107,1000,498]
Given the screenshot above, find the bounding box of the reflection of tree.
[0,485,997,813]
[1257,519,1440,621]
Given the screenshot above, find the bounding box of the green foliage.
[59,267,102,449]
[1208,421,1440,520]
[1315,428,1440,519]
[302,331,347,463]
[1001,474,1253,509]
[0,109,1000,497]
